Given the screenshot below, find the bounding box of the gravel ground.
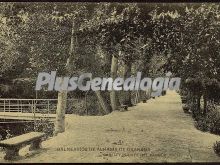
[1,90,220,163]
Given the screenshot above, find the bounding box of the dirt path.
[1,90,220,163]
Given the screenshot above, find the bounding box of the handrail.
[0,98,78,114]
[0,98,77,101]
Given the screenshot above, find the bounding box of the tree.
[156,4,220,115]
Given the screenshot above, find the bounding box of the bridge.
[0,92,145,122]
[0,98,77,122]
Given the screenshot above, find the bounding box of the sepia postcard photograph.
[0,1,220,163]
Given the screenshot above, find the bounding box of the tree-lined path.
[1,90,220,163]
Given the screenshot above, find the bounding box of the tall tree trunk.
[203,94,207,115]
[93,47,112,114]
[140,60,150,101]
[54,20,77,135]
[122,61,132,106]
[54,90,67,135]
[95,90,111,114]
[197,95,201,113]
[146,88,151,100]
[116,91,121,107]
[192,96,197,118]
[110,54,119,111]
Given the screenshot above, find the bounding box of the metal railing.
[0,99,59,114]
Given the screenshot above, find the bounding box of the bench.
[121,105,128,111]
[0,132,45,160]
[182,104,190,113]
[161,90,166,96]
[181,96,187,104]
